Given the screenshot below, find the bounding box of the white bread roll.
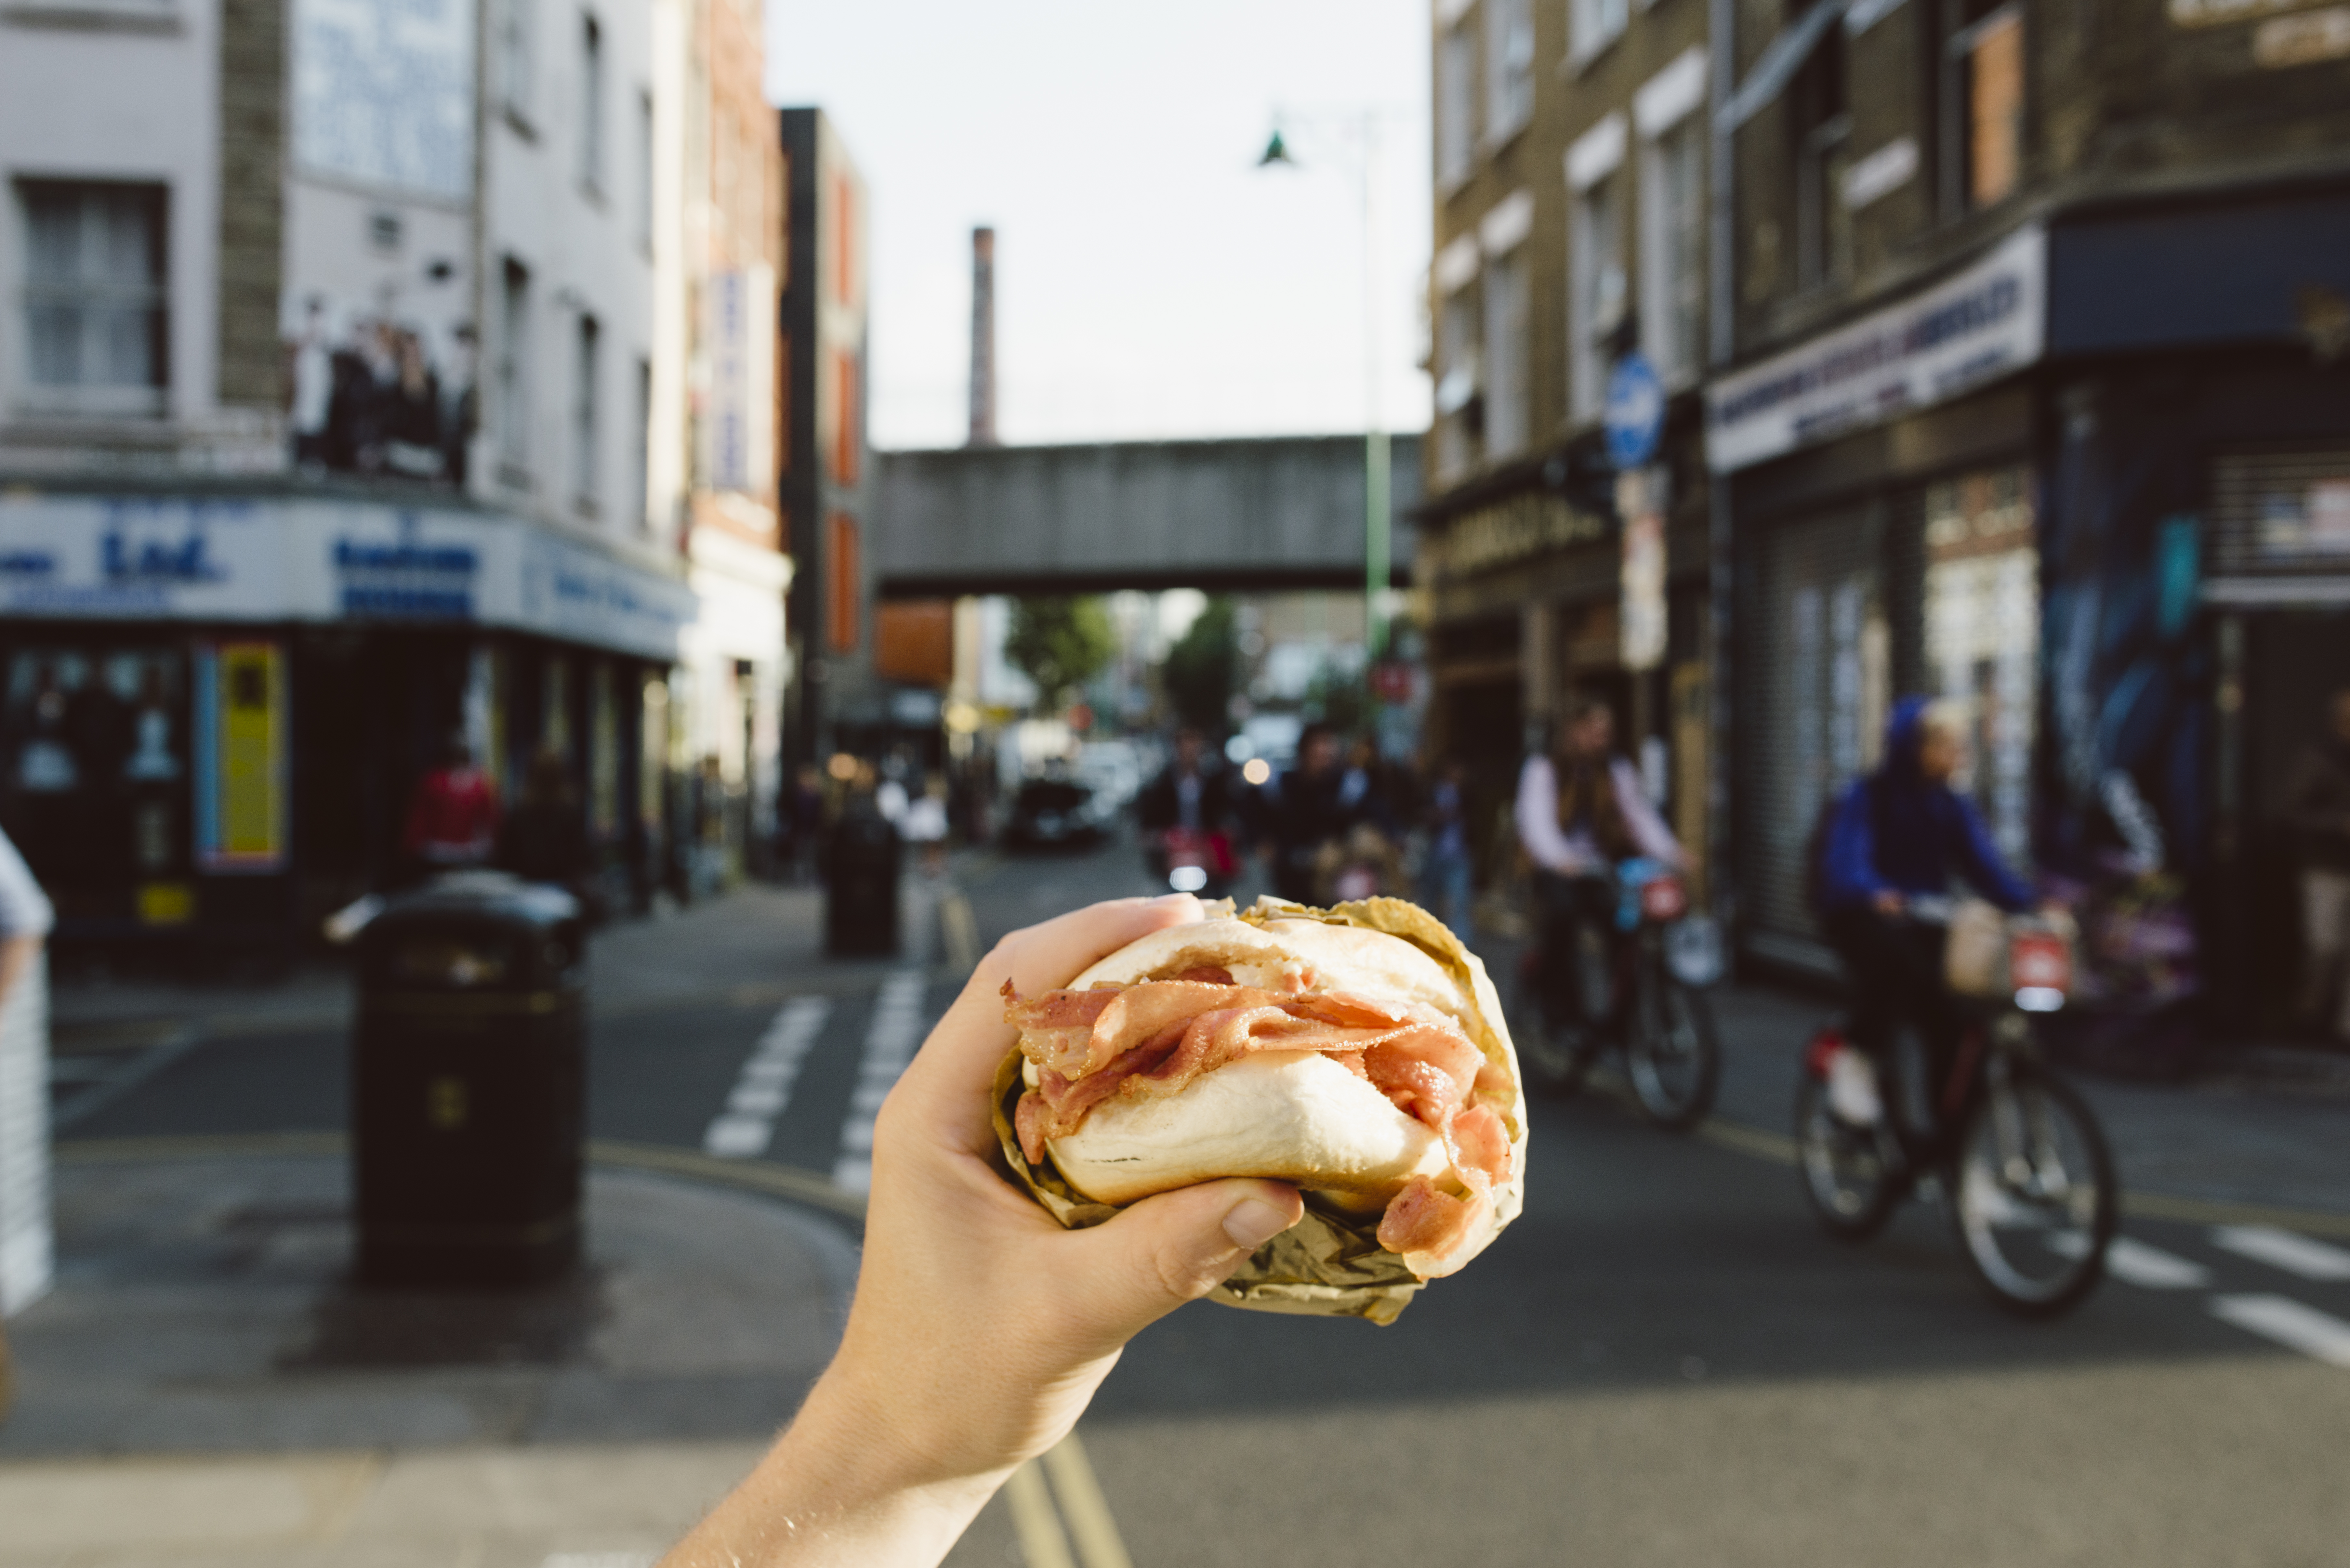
[1069,915,1469,1026]
[1046,1050,1451,1206]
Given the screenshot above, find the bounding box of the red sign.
[1369,661,1414,702]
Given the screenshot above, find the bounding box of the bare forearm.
[658,1367,1007,1568]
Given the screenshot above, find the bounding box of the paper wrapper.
[989,895,1528,1326]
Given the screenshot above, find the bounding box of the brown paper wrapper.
[988,895,1528,1326]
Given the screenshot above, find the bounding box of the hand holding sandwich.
[660,893,1303,1568]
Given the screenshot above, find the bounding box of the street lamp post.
[1259,114,1390,661]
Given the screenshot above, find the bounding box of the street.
[21,834,2349,1565]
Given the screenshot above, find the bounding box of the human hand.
[1873,889,1906,917]
[663,894,1304,1567]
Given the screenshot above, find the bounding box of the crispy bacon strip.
[1376,1178,1485,1272]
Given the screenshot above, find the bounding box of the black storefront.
[1717,176,2350,1049]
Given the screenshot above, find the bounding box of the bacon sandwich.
[999,899,1525,1287]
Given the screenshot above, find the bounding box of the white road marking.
[2211,1224,2350,1283]
[831,970,929,1194]
[2210,1294,2350,1370]
[2046,1233,2211,1289]
[700,996,833,1160]
[1042,1433,1135,1568]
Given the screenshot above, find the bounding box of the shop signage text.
[1707,226,2045,473]
[0,495,693,661]
[1425,492,1611,583]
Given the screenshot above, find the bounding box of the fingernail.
[1150,892,1196,908]
[1221,1197,1292,1251]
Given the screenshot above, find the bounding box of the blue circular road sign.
[1604,352,1665,470]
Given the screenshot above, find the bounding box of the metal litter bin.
[353,872,586,1286]
[825,807,901,957]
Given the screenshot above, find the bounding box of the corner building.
[1710,0,2350,1038]
[0,0,694,947]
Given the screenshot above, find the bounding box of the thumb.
[1067,1179,1304,1337]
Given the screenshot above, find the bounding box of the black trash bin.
[353,872,587,1287]
[825,806,901,957]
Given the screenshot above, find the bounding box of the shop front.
[1715,178,2350,1047]
[1415,426,1713,905]
[0,492,696,951]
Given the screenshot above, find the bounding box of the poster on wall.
[282,295,477,489]
[194,642,288,872]
[1924,470,2039,867]
[291,0,476,203]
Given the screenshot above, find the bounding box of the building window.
[16,180,168,417]
[1485,0,1534,145]
[579,14,605,193]
[497,257,531,480]
[635,90,654,248]
[1792,22,1851,289]
[1571,0,1628,64]
[1640,117,1703,384]
[632,354,651,531]
[832,349,859,484]
[498,0,533,122]
[1950,3,2022,211]
[1434,284,1480,476]
[1437,19,1476,187]
[1570,176,1623,423]
[574,312,600,513]
[826,513,861,653]
[1482,247,1529,458]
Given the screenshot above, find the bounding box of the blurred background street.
[6,0,2350,1558]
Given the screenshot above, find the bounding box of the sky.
[765,0,1435,452]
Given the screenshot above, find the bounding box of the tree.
[1004,596,1115,711]
[1160,596,1237,734]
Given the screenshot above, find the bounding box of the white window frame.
[1481,244,1530,458]
[1634,47,1708,386]
[496,257,532,480]
[1569,0,1629,68]
[1565,114,1626,422]
[498,0,535,124]
[574,310,600,513]
[12,179,170,420]
[1485,0,1535,147]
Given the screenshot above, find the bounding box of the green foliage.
[1160,596,1238,734]
[1004,596,1116,710]
[1304,663,1369,737]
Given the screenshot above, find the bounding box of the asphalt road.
[53,833,2350,1565]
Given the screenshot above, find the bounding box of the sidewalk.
[0,1149,855,1567]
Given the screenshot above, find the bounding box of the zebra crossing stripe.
[701,996,833,1159]
[2209,1294,2350,1370]
[2211,1225,2350,1283]
[832,970,930,1195]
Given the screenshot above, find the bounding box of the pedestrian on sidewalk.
[1419,752,1475,933]
[2285,686,2350,1039]
[499,746,601,919]
[402,732,500,878]
[0,820,56,1418]
[660,894,1301,1568]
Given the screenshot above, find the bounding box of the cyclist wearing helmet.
[1815,697,2037,1127]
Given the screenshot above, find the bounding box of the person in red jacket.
[403,733,500,871]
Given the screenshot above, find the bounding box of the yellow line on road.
[940,890,982,975]
[1042,1433,1134,1568]
[1003,1460,1078,1568]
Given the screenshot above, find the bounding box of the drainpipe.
[1705,0,1736,937]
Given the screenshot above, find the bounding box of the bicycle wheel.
[1950,1062,2118,1319]
[1506,952,1595,1097]
[1625,964,1720,1130]
[1793,1068,1903,1242]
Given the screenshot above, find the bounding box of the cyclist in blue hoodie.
[1815,697,2038,1131]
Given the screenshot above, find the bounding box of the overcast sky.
[765,0,1434,452]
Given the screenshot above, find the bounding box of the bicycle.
[1793,896,2118,1318]
[1507,858,1722,1130]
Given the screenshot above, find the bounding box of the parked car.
[1002,777,1113,851]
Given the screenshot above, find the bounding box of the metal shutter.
[2209,447,2350,597]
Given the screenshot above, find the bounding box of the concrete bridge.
[870,433,1420,599]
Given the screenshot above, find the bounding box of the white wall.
[0,0,224,441]
[477,0,665,566]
